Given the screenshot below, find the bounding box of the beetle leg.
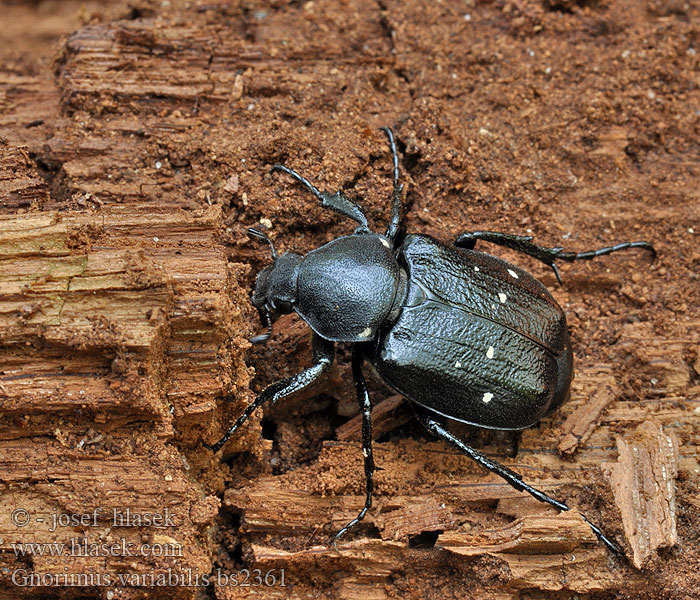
[381,127,404,243]
[413,407,622,555]
[414,408,568,510]
[454,230,656,285]
[204,334,334,453]
[332,346,375,548]
[270,164,370,230]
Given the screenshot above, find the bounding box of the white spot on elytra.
[455,361,461,368]
[380,238,391,248]
[486,346,494,359]
[507,269,519,279]
[482,392,494,403]
[474,265,480,272]
[359,327,372,338]
[362,448,369,458]
[498,292,507,303]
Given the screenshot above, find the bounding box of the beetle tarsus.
[414,407,625,554]
[455,230,656,284]
[270,164,323,198]
[332,347,375,547]
[553,240,657,265]
[551,262,563,286]
[580,513,623,555]
[380,127,400,183]
[247,227,278,260]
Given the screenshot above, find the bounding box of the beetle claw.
[551,262,563,285]
[331,528,347,551]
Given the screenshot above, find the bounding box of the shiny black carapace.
[206,128,655,553]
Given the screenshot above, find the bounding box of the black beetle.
[206,128,655,553]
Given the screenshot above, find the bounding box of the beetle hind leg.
[413,407,622,555]
[455,230,656,285]
[332,347,375,548]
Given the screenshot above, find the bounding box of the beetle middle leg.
[454,230,656,284]
[413,406,622,554]
[332,346,375,547]
[204,334,334,453]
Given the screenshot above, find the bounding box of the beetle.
[206,128,655,553]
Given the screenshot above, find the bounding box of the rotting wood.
[0,146,50,211]
[604,421,679,568]
[336,394,411,442]
[373,496,455,541]
[223,438,633,594]
[617,321,694,396]
[0,206,249,439]
[243,532,645,598]
[558,372,617,455]
[436,511,596,556]
[0,439,219,593]
[0,200,252,597]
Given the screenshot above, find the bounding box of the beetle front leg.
[204,334,334,453]
[454,230,655,285]
[413,407,622,555]
[332,346,375,548]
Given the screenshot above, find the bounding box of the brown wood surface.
[1,0,699,598]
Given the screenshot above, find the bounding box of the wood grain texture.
[605,421,679,568]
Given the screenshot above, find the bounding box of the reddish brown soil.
[1,0,699,599]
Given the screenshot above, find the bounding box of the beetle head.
[251,251,302,315]
[248,228,302,343]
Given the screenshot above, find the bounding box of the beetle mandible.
[206,128,655,553]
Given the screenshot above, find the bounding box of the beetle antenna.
[380,126,399,183]
[381,127,404,242]
[250,307,273,344]
[247,227,278,260]
[271,164,370,229]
